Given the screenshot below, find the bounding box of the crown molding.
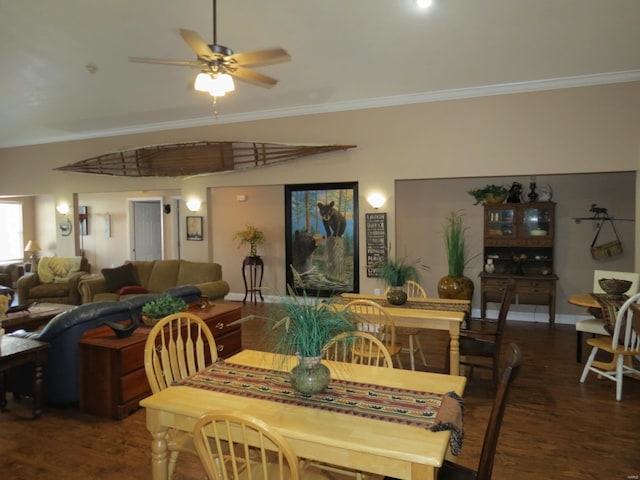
[10,70,640,148]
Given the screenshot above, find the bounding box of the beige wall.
[396,172,635,321]
[1,82,639,319]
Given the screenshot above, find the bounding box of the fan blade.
[229,66,278,88]
[129,57,204,68]
[180,28,217,60]
[227,48,291,67]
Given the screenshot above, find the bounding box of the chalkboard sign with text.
[366,213,387,277]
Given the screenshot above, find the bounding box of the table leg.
[0,371,6,412]
[412,463,434,480]
[448,323,460,376]
[150,428,169,480]
[33,357,45,418]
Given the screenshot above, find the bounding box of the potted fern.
[437,210,475,300]
[375,256,428,305]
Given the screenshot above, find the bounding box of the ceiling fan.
[129,0,291,97]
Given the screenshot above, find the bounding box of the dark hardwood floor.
[1,301,639,479]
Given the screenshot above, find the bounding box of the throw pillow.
[102,263,140,292]
[116,285,149,295]
[38,256,83,283]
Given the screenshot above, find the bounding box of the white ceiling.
[1,0,639,149]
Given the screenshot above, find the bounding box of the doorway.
[130,200,163,260]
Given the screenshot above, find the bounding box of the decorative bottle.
[485,258,495,274]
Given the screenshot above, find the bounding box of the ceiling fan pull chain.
[211,96,219,119]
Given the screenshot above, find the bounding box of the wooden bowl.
[598,278,632,296]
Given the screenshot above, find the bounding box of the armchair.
[16,256,90,305]
[0,263,24,289]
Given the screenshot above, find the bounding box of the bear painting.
[292,230,323,274]
[317,201,346,237]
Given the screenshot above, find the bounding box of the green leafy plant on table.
[375,256,429,287]
[270,284,355,358]
[142,295,188,325]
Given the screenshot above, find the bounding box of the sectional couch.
[79,259,229,304]
[6,285,201,404]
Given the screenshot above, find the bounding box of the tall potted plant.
[376,256,427,305]
[437,210,475,300]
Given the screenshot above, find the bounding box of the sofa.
[17,256,90,305]
[6,285,201,404]
[79,259,229,304]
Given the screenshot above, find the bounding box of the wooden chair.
[312,334,394,480]
[345,299,403,369]
[193,410,328,480]
[575,270,640,362]
[456,278,516,387]
[144,312,219,479]
[324,331,394,368]
[580,292,640,401]
[436,343,523,480]
[385,280,428,370]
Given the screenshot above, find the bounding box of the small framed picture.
[186,216,203,241]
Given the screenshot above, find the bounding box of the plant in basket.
[141,295,188,325]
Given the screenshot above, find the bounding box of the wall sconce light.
[56,203,70,215]
[186,199,202,212]
[367,193,386,209]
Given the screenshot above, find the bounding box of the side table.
[0,335,49,418]
[242,256,264,303]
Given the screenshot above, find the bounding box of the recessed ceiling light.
[415,0,433,8]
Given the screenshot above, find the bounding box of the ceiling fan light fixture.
[194,72,213,92]
[208,73,234,97]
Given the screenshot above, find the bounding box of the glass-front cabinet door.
[485,206,516,242]
[522,204,554,240]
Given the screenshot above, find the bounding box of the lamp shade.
[25,240,41,252]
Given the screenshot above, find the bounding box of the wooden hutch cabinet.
[479,201,558,324]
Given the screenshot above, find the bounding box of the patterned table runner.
[591,293,628,334]
[336,296,470,317]
[178,360,464,454]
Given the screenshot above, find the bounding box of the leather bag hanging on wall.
[590,218,623,260]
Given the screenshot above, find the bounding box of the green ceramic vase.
[290,355,330,394]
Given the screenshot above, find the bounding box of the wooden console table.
[0,336,49,418]
[78,303,242,419]
[242,256,264,303]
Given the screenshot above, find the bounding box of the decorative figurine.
[528,181,538,202]
[506,182,523,203]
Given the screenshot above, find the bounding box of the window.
[0,202,24,262]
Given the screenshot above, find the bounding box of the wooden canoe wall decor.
[55,141,357,177]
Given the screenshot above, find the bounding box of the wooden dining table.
[140,349,467,480]
[338,293,470,375]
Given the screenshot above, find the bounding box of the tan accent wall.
[0,82,638,319]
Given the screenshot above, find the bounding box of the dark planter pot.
[386,287,408,305]
[437,275,474,300]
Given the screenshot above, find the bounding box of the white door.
[131,200,162,260]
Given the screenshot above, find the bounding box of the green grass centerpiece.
[269,279,355,394]
[375,256,428,305]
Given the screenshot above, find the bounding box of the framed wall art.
[186,216,203,241]
[285,182,359,296]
